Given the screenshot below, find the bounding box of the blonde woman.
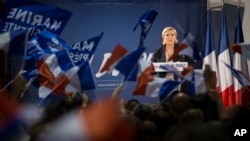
[151,26,179,78]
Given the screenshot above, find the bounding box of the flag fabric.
[0,0,72,36]
[127,59,155,81]
[234,8,244,43]
[115,46,146,80]
[230,43,250,60]
[160,64,205,96]
[232,8,250,105]
[73,61,96,92]
[25,30,69,59]
[224,62,250,86]
[22,30,70,80]
[134,76,167,97]
[99,44,128,73]
[133,10,158,45]
[37,50,75,98]
[159,64,193,81]
[37,50,96,98]
[169,33,201,61]
[159,80,181,102]
[202,9,220,92]
[69,32,103,65]
[217,8,234,107]
[133,62,158,96]
[180,69,207,96]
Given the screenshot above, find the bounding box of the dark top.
[151,44,196,78]
[151,44,178,78]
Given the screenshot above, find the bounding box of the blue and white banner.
[23,30,70,80]
[0,0,72,36]
[69,32,103,65]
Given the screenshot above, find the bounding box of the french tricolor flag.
[133,62,160,97]
[37,50,96,99]
[217,8,234,107]
[133,76,167,98]
[231,6,250,105]
[202,9,220,92]
[37,51,75,98]
[224,62,250,105]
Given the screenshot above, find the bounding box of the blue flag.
[69,32,103,65]
[0,0,72,36]
[159,80,181,102]
[115,46,146,81]
[23,30,70,80]
[77,61,96,91]
[133,10,158,45]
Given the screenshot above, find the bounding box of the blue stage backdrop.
[18,0,207,104]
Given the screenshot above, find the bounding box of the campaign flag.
[133,10,158,45]
[169,33,201,61]
[217,8,234,107]
[159,64,193,81]
[69,32,103,65]
[22,30,70,80]
[37,50,96,98]
[159,80,181,102]
[180,69,206,96]
[133,63,157,96]
[99,44,129,73]
[115,46,146,80]
[133,76,167,97]
[25,30,69,58]
[224,62,250,86]
[202,9,220,92]
[127,59,155,81]
[37,50,74,98]
[72,61,96,92]
[0,0,72,36]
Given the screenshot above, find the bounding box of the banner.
[0,0,72,36]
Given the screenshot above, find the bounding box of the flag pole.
[174,21,185,35]
[87,60,101,102]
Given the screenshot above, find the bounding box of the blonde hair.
[161,26,178,44]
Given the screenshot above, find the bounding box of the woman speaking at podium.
[151,26,179,78]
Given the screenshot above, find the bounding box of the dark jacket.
[151,44,178,78]
[151,44,196,78]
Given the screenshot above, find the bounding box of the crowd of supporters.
[1,81,250,141]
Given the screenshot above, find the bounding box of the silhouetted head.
[171,92,191,119]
